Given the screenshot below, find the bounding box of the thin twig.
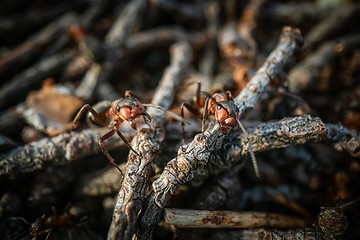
[107,41,192,240]
[289,33,360,93]
[94,0,148,100]
[0,127,134,178]
[204,203,349,240]
[0,12,77,77]
[0,49,77,110]
[137,26,304,240]
[326,123,360,158]
[153,115,327,207]
[164,208,306,229]
[105,0,148,46]
[234,26,303,115]
[153,26,303,207]
[304,5,360,51]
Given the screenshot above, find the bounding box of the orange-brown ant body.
[62,91,151,173]
[202,92,240,135]
[13,204,87,240]
[180,82,259,177]
[180,82,240,136]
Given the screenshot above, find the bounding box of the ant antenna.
[143,104,185,123]
[236,118,260,177]
[9,217,32,240]
[10,217,31,225]
[339,197,360,210]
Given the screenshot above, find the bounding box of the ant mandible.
[180,82,259,177]
[61,91,151,173]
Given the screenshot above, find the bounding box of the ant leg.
[224,90,234,101]
[55,104,105,135]
[125,90,142,100]
[71,104,106,130]
[195,81,201,107]
[124,90,133,98]
[181,102,202,144]
[64,202,72,215]
[180,103,187,144]
[236,119,260,177]
[98,129,123,175]
[201,96,211,135]
[45,229,52,240]
[51,206,57,216]
[143,115,152,130]
[115,128,141,157]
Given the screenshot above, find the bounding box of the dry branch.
[164,208,306,229]
[289,34,360,93]
[304,5,360,51]
[0,12,77,77]
[105,0,147,46]
[152,26,303,209]
[0,49,77,110]
[234,26,303,115]
[107,41,192,240]
[204,204,349,240]
[326,123,360,158]
[135,27,311,240]
[0,127,133,178]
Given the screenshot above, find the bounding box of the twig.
[205,203,349,240]
[0,49,77,110]
[326,123,360,158]
[0,108,25,137]
[0,12,77,77]
[288,34,360,93]
[218,0,263,90]
[0,127,134,178]
[164,208,306,229]
[75,164,125,197]
[174,164,243,240]
[107,41,192,240]
[304,5,360,51]
[153,115,327,206]
[75,63,103,101]
[138,115,327,240]
[61,55,92,82]
[261,2,328,26]
[149,0,204,22]
[199,1,219,80]
[80,0,111,30]
[234,26,303,115]
[198,115,328,181]
[137,26,304,240]
[93,0,147,100]
[16,104,64,135]
[105,0,148,46]
[153,26,303,206]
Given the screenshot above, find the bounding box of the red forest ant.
[12,204,87,240]
[180,82,259,177]
[60,91,151,173]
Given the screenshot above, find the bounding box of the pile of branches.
[1,0,360,239]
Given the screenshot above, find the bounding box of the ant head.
[214,101,239,135]
[30,217,46,235]
[111,96,151,129]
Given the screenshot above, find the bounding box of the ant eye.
[116,105,121,112]
[216,105,222,110]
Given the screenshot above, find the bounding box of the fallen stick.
[107,41,192,240]
[137,26,304,240]
[164,208,306,229]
